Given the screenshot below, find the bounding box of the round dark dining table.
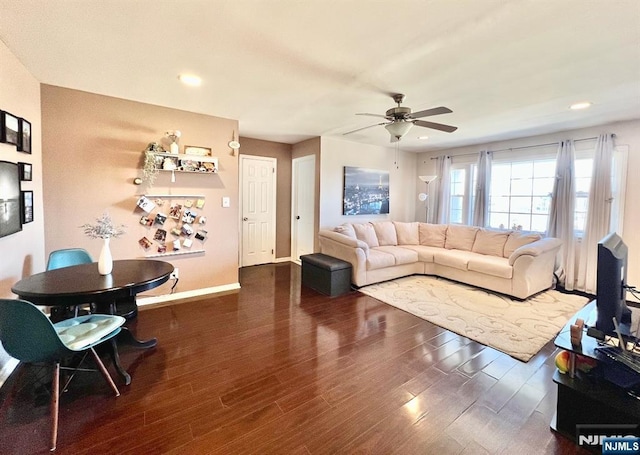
[11,259,174,385]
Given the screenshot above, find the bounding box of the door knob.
[296,216,300,220]
[243,217,248,221]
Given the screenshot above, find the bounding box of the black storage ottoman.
[301,253,352,297]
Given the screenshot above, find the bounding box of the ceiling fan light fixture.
[178,74,202,87]
[569,101,591,110]
[384,121,413,138]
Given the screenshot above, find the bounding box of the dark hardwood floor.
[0,263,590,454]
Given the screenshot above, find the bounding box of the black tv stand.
[552,301,640,452]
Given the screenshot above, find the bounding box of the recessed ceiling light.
[178,74,202,87]
[417,136,429,140]
[570,102,591,110]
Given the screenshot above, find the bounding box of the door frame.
[291,154,316,264]
[239,154,277,267]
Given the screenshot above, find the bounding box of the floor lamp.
[418,175,437,223]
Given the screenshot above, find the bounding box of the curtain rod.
[430,134,614,160]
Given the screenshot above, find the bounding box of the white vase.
[98,237,113,275]
[170,141,179,154]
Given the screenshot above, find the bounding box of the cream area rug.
[359,275,589,362]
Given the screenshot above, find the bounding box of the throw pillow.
[419,223,448,247]
[334,223,356,239]
[503,231,543,258]
[352,223,380,248]
[372,221,398,246]
[472,228,511,257]
[445,225,479,251]
[394,221,419,245]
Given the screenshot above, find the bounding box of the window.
[488,160,555,232]
[448,164,476,225]
[447,153,595,235]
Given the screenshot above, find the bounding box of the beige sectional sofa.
[318,221,562,299]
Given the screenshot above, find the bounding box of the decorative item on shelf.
[80,212,126,275]
[143,142,163,186]
[166,130,181,154]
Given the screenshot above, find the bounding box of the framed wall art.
[18,118,31,153]
[18,162,32,181]
[0,161,22,237]
[343,166,390,215]
[21,190,34,224]
[0,111,19,146]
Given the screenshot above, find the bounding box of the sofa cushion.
[366,249,395,270]
[372,221,398,246]
[398,245,439,262]
[503,231,542,258]
[353,223,379,248]
[434,250,478,271]
[472,229,511,257]
[419,223,448,247]
[334,223,356,239]
[394,222,419,245]
[375,246,418,265]
[445,225,479,251]
[467,255,513,279]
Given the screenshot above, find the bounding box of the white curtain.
[432,156,451,224]
[576,133,614,293]
[472,150,492,227]
[547,140,576,290]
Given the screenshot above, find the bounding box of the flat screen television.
[595,232,632,337]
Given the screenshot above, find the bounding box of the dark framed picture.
[21,190,34,224]
[0,161,22,237]
[18,162,32,181]
[1,111,19,146]
[18,118,31,153]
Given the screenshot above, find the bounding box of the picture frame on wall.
[18,162,32,181]
[18,118,31,153]
[21,190,34,224]
[0,161,22,237]
[0,111,19,146]
[343,166,390,215]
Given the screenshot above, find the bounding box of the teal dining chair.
[0,299,125,451]
[46,248,94,319]
[46,248,93,271]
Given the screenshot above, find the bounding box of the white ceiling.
[1,0,639,152]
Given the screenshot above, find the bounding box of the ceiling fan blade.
[414,120,458,133]
[355,113,389,119]
[410,106,453,119]
[343,122,388,135]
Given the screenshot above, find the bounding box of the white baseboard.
[137,282,241,307]
[275,256,292,263]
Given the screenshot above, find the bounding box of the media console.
[552,301,640,452]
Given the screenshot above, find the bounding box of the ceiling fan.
[344,94,457,142]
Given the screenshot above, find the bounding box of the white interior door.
[241,155,276,267]
[291,155,315,263]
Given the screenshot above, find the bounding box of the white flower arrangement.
[81,212,126,239]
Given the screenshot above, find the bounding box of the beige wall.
[239,137,292,258]
[318,136,418,229]
[416,119,640,291]
[0,40,45,380]
[40,85,240,294]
